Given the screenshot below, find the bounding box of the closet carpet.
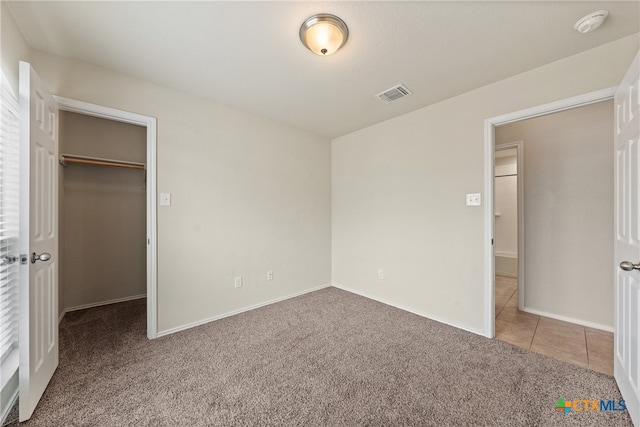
[10,287,630,426]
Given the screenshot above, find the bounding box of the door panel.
[19,61,59,422]
[615,50,640,426]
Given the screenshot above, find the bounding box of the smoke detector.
[574,10,609,34]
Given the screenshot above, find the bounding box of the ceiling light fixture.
[574,10,609,34]
[299,14,348,56]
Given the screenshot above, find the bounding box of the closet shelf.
[60,154,146,170]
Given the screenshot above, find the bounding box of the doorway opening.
[56,97,157,339]
[493,143,522,322]
[484,88,616,374]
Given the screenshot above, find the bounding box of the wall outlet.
[234,276,242,288]
[267,270,273,281]
[160,193,171,207]
[466,193,481,206]
[378,269,384,279]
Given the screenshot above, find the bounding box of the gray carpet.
[8,287,631,426]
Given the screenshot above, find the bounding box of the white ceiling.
[7,1,640,139]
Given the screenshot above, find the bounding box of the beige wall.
[36,53,333,333]
[495,100,614,327]
[332,35,638,334]
[60,111,147,310]
[2,3,332,334]
[40,52,333,333]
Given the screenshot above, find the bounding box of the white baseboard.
[157,284,332,338]
[521,306,614,332]
[495,251,517,258]
[59,294,147,324]
[495,255,518,278]
[495,271,518,278]
[331,282,485,337]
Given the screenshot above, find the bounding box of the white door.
[18,61,59,422]
[615,50,640,426]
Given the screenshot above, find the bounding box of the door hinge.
[491,239,494,245]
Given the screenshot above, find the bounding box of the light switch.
[466,193,481,206]
[160,193,171,207]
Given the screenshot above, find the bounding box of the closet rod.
[60,154,146,170]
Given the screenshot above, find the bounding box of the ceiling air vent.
[376,84,413,103]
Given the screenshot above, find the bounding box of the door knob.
[31,252,51,264]
[619,261,640,271]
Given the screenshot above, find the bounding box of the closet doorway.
[56,98,157,338]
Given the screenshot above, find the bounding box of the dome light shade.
[300,14,348,56]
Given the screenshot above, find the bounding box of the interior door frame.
[483,86,616,338]
[494,141,524,310]
[55,96,158,339]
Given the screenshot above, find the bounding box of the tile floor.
[495,275,613,375]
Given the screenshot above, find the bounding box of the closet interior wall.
[59,111,147,316]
